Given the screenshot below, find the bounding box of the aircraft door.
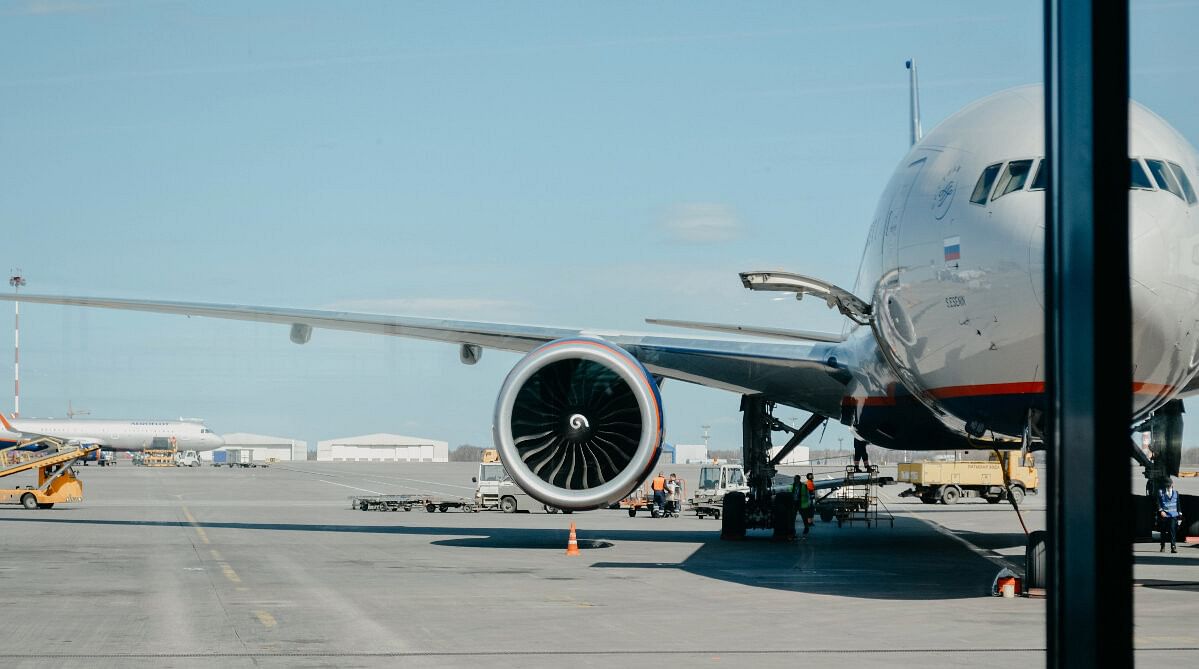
[882,157,927,272]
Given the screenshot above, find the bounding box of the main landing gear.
[720,396,824,541]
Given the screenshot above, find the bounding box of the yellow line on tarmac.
[220,563,242,584]
[182,507,210,545]
[254,610,277,628]
[209,549,222,561]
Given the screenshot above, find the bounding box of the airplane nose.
[1129,202,1199,416]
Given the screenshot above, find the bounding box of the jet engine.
[493,338,663,510]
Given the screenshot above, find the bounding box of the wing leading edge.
[0,294,849,418]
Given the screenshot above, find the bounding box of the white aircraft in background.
[0,414,223,452]
[4,75,1197,559]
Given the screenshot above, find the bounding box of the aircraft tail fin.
[0,413,13,431]
[906,59,922,146]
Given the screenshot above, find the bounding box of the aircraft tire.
[1025,529,1048,590]
[772,493,795,540]
[721,492,746,540]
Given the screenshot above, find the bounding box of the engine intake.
[493,338,663,510]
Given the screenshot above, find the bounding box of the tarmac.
[0,461,1195,668]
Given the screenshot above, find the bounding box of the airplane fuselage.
[1,417,224,452]
[835,86,1199,449]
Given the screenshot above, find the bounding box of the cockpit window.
[1168,161,1197,205]
[993,159,1034,199]
[1145,159,1185,201]
[970,163,1002,204]
[1130,159,1154,190]
[1030,159,1046,190]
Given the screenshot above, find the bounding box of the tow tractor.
[474,459,568,513]
[0,437,98,509]
[689,464,749,519]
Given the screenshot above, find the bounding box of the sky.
[0,1,1197,454]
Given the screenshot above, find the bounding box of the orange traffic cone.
[565,522,580,556]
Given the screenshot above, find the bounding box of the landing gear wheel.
[721,491,746,540]
[772,493,795,540]
[1025,529,1048,591]
[628,508,637,517]
[20,493,37,510]
[500,496,517,514]
[1008,485,1025,506]
[940,485,961,505]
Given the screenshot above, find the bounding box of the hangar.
[316,433,449,462]
[209,432,308,462]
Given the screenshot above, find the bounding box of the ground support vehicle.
[473,460,568,513]
[0,438,98,509]
[212,448,267,468]
[174,450,201,467]
[140,447,176,467]
[815,466,895,528]
[896,451,1038,505]
[688,464,750,520]
[621,478,686,517]
[349,494,477,512]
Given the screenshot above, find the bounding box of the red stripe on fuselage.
[845,380,1177,405]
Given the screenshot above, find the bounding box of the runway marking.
[318,480,385,495]
[903,507,1023,572]
[254,611,277,629]
[209,549,222,561]
[182,507,210,544]
[220,563,242,584]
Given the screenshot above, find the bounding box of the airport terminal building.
[316,433,449,462]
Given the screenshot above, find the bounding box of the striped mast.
[9,271,25,418]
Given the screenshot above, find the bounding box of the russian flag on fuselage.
[943,236,961,261]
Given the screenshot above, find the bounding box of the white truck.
[174,450,201,467]
[473,461,569,514]
[688,463,751,519]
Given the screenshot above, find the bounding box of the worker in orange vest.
[651,472,667,515]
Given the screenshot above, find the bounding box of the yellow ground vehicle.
[897,451,1038,505]
[0,438,98,509]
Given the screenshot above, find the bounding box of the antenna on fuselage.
[906,59,922,146]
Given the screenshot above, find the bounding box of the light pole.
[9,271,25,418]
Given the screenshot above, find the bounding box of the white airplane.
[3,78,1196,538]
[0,414,224,452]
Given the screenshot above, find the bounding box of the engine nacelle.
[493,338,663,510]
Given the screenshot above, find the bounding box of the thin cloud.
[660,203,743,244]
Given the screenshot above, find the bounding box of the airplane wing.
[0,294,850,418]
